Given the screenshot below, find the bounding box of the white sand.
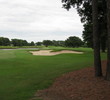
[29,50,83,56]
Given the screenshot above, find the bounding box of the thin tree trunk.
[101,36,106,53]
[92,0,102,76]
[106,0,110,80]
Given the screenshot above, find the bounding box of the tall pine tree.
[106,0,110,80]
[92,0,102,76]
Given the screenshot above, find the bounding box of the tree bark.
[92,0,102,76]
[106,0,110,80]
[101,36,106,53]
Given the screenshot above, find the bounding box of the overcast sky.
[0,0,83,42]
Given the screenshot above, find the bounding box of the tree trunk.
[92,0,102,76]
[101,36,106,53]
[106,0,110,80]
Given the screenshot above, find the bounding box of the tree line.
[0,37,35,46]
[0,36,83,47]
[34,36,83,47]
[62,0,110,80]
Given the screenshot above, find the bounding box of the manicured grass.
[0,46,38,49]
[0,47,106,100]
[40,46,93,52]
[0,46,18,49]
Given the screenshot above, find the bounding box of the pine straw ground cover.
[31,60,110,100]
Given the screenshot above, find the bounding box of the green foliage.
[0,37,10,46]
[82,23,93,48]
[52,40,65,46]
[0,37,36,47]
[30,41,35,46]
[36,40,65,47]
[11,39,29,46]
[65,36,83,47]
[43,40,53,47]
[62,0,107,51]
[36,42,42,46]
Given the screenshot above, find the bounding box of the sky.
[0,0,83,42]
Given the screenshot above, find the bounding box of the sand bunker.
[29,50,83,56]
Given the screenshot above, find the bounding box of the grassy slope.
[0,47,106,100]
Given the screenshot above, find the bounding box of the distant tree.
[11,39,29,46]
[11,39,21,46]
[52,40,65,46]
[30,41,35,46]
[57,41,65,46]
[52,40,58,46]
[0,37,3,46]
[43,40,53,47]
[22,40,28,46]
[4,38,10,46]
[36,42,42,46]
[65,36,83,47]
[0,37,10,46]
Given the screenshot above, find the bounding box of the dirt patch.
[31,60,110,100]
[30,50,83,56]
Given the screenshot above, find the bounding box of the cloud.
[0,0,83,42]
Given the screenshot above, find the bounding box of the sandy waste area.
[29,50,83,56]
